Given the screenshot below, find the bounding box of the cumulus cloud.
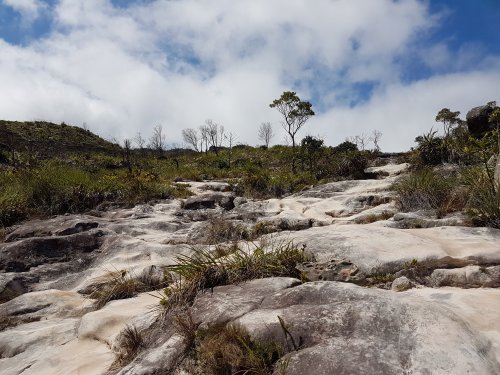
[2,0,47,24]
[0,0,498,151]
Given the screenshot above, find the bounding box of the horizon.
[0,0,499,152]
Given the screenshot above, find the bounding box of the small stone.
[391,276,413,292]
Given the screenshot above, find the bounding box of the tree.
[182,128,200,152]
[134,132,145,149]
[205,119,224,155]
[123,138,132,174]
[225,132,236,169]
[369,130,383,152]
[435,108,461,137]
[270,91,315,148]
[149,125,166,157]
[300,135,324,174]
[258,122,274,148]
[199,125,209,154]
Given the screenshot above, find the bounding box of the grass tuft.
[88,268,167,309]
[113,325,145,367]
[159,241,311,313]
[197,323,285,375]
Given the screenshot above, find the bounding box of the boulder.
[182,193,235,210]
[192,279,500,374]
[428,265,500,288]
[0,229,107,272]
[466,102,497,137]
[5,215,100,242]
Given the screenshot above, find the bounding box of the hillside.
[0,120,121,158]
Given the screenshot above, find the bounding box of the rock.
[191,277,300,328]
[391,276,413,291]
[233,197,247,207]
[389,211,467,229]
[116,334,187,375]
[0,229,107,272]
[230,281,500,375]
[296,259,363,282]
[428,265,500,288]
[0,274,39,303]
[278,225,500,274]
[5,215,100,242]
[466,102,497,137]
[182,193,235,210]
[365,163,410,176]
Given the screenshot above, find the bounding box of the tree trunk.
[495,153,500,191]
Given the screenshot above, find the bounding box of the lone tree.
[435,108,461,137]
[182,128,200,152]
[258,122,274,148]
[270,91,315,148]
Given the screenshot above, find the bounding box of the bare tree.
[182,128,200,152]
[199,125,209,153]
[205,119,224,155]
[134,132,146,149]
[354,134,367,151]
[369,130,383,152]
[258,122,274,148]
[149,125,166,157]
[225,132,236,169]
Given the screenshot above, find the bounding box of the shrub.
[462,167,500,228]
[160,241,311,313]
[394,169,455,213]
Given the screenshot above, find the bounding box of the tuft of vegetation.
[462,167,500,228]
[393,169,459,215]
[112,325,145,368]
[203,217,250,244]
[159,241,311,313]
[196,323,286,375]
[87,269,167,309]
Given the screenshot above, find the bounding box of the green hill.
[0,120,121,158]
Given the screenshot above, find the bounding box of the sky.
[0,0,499,151]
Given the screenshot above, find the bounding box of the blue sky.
[0,0,499,151]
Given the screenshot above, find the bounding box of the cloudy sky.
[0,0,499,151]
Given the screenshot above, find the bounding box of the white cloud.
[0,0,498,151]
[2,0,47,24]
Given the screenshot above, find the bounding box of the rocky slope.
[1,162,499,374]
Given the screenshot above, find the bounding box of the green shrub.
[394,169,455,213]
[160,241,310,313]
[462,167,500,228]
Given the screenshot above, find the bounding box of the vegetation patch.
[87,269,167,309]
[159,241,311,313]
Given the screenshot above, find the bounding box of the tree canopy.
[270,91,314,148]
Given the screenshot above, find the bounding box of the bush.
[394,169,456,213]
[462,167,500,228]
[160,241,311,313]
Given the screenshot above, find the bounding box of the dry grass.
[203,217,250,244]
[112,325,145,368]
[197,323,285,375]
[88,268,167,309]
